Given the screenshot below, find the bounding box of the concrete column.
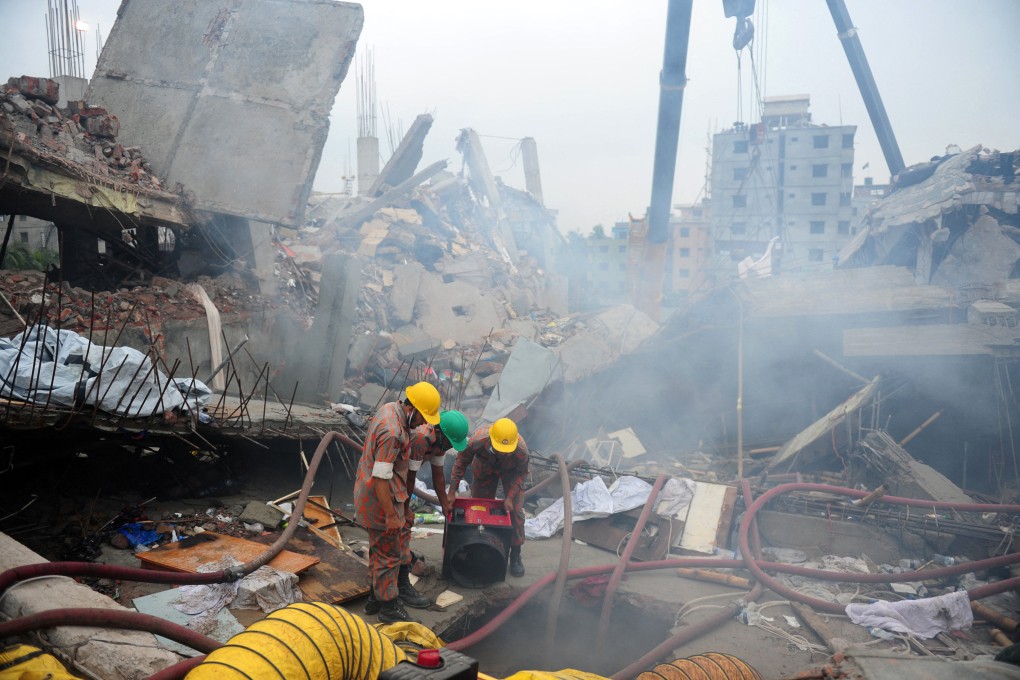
[248,220,278,298]
[288,254,361,403]
[520,137,544,206]
[357,136,380,196]
[54,75,87,107]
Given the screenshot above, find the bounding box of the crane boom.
[825,0,905,177]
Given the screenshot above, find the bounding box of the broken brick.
[9,75,59,105]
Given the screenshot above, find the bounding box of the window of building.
[732,195,747,208]
[733,167,748,180]
[679,227,690,237]
[810,221,825,234]
[839,192,852,207]
[679,269,690,278]
[599,245,609,253]
[733,140,748,153]
[618,245,626,253]
[838,220,850,235]
[790,136,799,142]
[599,262,609,271]
[19,232,29,243]
[619,263,627,271]
[812,164,828,178]
[813,135,829,149]
[841,163,852,178]
[19,215,27,222]
[730,222,746,234]
[842,133,854,149]
[811,192,827,206]
[808,248,824,262]
[679,247,690,257]
[789,193,796,199]
[692,209,703,218]
[789,164,797,171]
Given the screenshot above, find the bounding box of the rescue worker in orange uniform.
[354,382,440,623]
[363,408,469,617]
[446,417,529,577]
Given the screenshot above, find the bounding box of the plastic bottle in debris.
[414,511,445,525]
[868,627,896,641]
[933,554,955,566]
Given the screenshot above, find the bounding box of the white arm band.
[408,459,423,471]
[372,461,394,479]
[431,452,447,466]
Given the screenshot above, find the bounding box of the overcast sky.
[3,0,1018,234]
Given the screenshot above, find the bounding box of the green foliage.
[1,244,58,271]
[590,224,606,239]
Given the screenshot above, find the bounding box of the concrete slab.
[415,274,506,345]
[481,337,562,424]
[86,0,363,226]
[0,533,182,679]
[132,588,244,656]
[367,114,433,197]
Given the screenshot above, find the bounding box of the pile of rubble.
[0,268,305,357]
[1,76,169,193]
[279,160,659,423]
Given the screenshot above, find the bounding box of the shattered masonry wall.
[86,0,363,227]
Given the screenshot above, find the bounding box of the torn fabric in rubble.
[845,590,972,639]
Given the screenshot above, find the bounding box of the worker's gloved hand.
[384,513,402,534]
[504,497,514,514]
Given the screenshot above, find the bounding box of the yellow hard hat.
[405,382,441,425]
[489,417,519,453]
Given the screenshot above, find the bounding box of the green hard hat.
[438,410,469,451]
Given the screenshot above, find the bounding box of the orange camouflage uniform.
[353,401,410,601]
[402,424,450,564]
[449,424,529,547]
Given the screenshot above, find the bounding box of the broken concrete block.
[80,112,119,137]
[346,333,378,375]
[390,262,424,325]
[238,501,284,529]
[357,383,387,410]
[396,335,441,361]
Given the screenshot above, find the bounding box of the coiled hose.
[185,602,406,679]
[637,652,762,679]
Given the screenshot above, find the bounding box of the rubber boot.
[398,564,432,609]
[378,597,413,624]
[509,545,525,577]
[364,591,380,615]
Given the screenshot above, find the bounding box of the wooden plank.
[299,495,345,550]
[677,480,733,554]
[137,532,318,575]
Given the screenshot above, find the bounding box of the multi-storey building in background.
[583,206,712,309]
[710,95,856,272]
[667,204,712,300]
